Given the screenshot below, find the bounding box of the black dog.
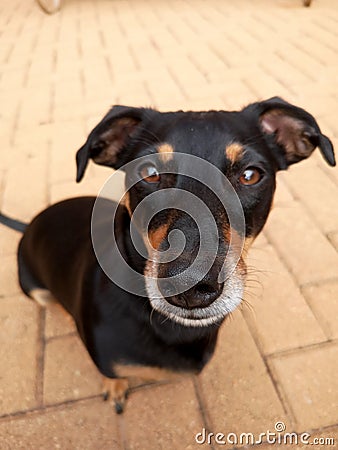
[1,97,335,413]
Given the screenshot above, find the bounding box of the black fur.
[9,97,335,407]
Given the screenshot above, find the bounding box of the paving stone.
[296,92,338,119]
[323,114,338,141]
[315,149,338,186]
[276,42,322,80]
[0,225,21,257]
[199,311,287,437]
[251,231,269,249]
[45,302,76,339]
[54,79,84,108]
[2,154,48,221]
[274,172,295,205]
[0,253,21,297]
[269,343,338,431]
[243,244,327,355]
[17,86,53,129]
[264,201,338,285]
[50,178,103,204]
[294,35,337,67]
[328,230,338,251]
[302,280,338,340]
[53,101,86,123]
[0,399,121,450]
[283,160,338,234]
[49,121,87,184]
[242,68,292,100]
[0,295,39,415]
[44,335,102,405]
[123,379,204,450]
[49,169,125,204]
[11,123,52,150]
[260,54,312,88]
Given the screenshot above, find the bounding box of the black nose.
[161,278,224,309]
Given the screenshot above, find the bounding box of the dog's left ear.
[76,105,155,182]
[253,97,335,169]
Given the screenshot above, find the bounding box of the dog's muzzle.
[144,251,246,328]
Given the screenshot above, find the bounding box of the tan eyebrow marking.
[157,143,174,163]
[225,143,243,164]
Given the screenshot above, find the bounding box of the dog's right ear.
[76,105,153,182]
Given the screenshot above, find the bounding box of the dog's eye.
[139,164,160,184]
[239,167,262,185]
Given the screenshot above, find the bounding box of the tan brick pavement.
[0,0,338,449]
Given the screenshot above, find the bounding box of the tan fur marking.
[103,377,129,412]
[225,143,243,164]
[222,225,242,247]
[223,227,255,258]
[123,192,132,216]
[157,143,174,163]
[114,364,188,382]
[158,143,174,154]
[30,289,56,307]
[148,223,169,250]
[227,227,245,257]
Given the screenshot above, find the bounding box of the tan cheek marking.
[123,192,132,216]
[223,226,248,278]
[225,143,243,164]
[222,225,243,248]
[148,223,169,250]
[230,227,245,254]
[223,227,255,257]
[157,143,174,163]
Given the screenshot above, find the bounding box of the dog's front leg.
[102,377,130,414]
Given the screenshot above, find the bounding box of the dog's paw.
[102,378,129,414]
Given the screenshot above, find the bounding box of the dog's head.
[76,97,335,327]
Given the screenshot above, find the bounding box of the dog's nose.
[161,277,224,309]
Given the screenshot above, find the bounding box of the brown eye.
[239,167,262,185]
[139,164,160,184]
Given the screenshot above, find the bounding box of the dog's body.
[7,97,335,412]
[18,196,218,376]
